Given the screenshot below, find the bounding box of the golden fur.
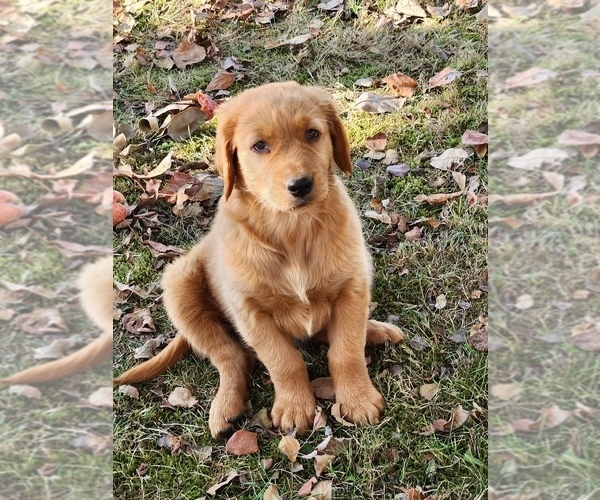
[1,256,113,385]
[114,82,404,438]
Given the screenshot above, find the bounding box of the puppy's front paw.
[336,383,384,425]
[366,319,405,346]
[271,390,316,434]
[209,390,248,439]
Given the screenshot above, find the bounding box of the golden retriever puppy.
[1,256,113,385]
[114,82,404,438]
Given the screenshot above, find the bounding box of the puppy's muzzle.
[287,176,314,198]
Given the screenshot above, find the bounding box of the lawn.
[113,1,488,498]
[488,3,600,499]
[0,0,112,498]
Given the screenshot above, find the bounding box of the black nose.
[287,176,314,198]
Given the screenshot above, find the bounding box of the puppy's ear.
[214,113,237,200]
[325,102,353,176]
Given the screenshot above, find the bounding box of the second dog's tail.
[113,334,190,385]
[0,331,113,385]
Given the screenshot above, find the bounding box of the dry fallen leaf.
[206,70,236,92]
[384,72,418,97]
[206,470,239,496]
[8,384,42,399]
[355,92,405,113]
[298,477,318,496]
[118,385,140,399]
[428,67,462,90]
[557,129,600,158]
[568,318,600,351]
[278,435,301,463]
[435,294,447,309]
[507,148,571,170]
[167,387,198,408]
[504,67,558,89]
[488,191,559,205]
[491,383,520,401]
[366,132,388,151]
[311,377,335,399]
[331,403,356,427]
[314,454,335,477]
[311,480,333,500]
[515,294,534,309]
[263,484,281,500]
[135,151,173,179]
[226,430,259,456]
[461,130,488,158]
[394,0,427,17]
[419,383,439,400]
[430,148,469,170]
[88,387,113,408]
[172,40,206,69]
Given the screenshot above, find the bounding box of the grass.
[488,5,600,499]
[0,0,112,498]
[113,1,487,498]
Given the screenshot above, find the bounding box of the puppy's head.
[214,81,352,210]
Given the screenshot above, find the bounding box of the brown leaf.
[206,70,236,92]
[123,307,156,334]
[366,132,388,151]
[167,107,207,141]
[507,148,570,170]
[278,435,301,462]
[504,67,557,89]
[15,308,68,334]
[172,40,206,69]
[395,0,427,16]
[331,403,356,427]
[34,152,95,179]
[88,387,113,408]
[314,454,335,477]
[8,384,42,399]
[404,488,425,500]
[430,148,469,170]
[428,67,462,89]
[557,130,600,158]
[419,383,439,400]
[313,406,328,430]
[355,92,405,113]
[488,191,559,205]
[226,430,259,456]
[33,337,82,359]
[414,191,462,205]
[311,377,335,399]
[469,318,488,351]
[263,484,281,500]
[118,385,140,399]
[135,151,173,179]
[513,405,572,433]
[298,477,318,496]
[71,434,112,456]
[426,3,450,16]
[384,72,418,97]
[311,480,333,500]
[143,240,186,259]
[491,383,520,401]
[568,319,600,351]
[206,470,239,496]
[167,387,198,408]
[48,240,112,259]
[455,0,478,10]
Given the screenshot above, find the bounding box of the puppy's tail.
[0,331,113,385]
[113,334,190,385]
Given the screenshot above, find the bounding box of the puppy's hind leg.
[162,255,252,439]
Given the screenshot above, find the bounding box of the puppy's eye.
[306,129,319,140]
[252,141,268,152]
